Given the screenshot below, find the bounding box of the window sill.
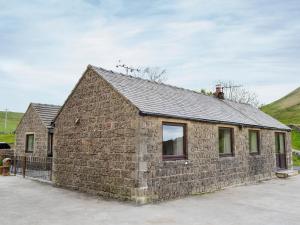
[163,155,187,161]
[161,159,191,167]
[219,154,234,158]
[250,152,260,156]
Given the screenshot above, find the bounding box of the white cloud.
[0,0,300,112]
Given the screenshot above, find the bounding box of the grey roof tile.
[91,65,290,131]
[224,100,288,130]
[31,103,61,128]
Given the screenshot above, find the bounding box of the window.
[25,134,34,153]
[162,123,186,160]
[219,127,234,156]
[249,130,260,154]
[275,133,285,154]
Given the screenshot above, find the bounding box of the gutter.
[139,111,291,132]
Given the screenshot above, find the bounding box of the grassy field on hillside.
[261,104,300,125]
[0,134,15,144]
[293,154,300,166]
[0,111,23,133]
[261,87,300,125]
[292,130,300,150]
[0,111,23,145]
[261,87,300,150]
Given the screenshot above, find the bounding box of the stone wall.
[15,105,49,157]
[137,116,292,202]
[52,67,292,203]
[53,68,140,201]
[0,149,14,159]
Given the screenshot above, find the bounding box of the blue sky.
[1,0,299,112]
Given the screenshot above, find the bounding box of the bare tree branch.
[133,67,167,83]
[217,80,260,107]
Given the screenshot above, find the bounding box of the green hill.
[0,111,24,145]
[261,87,300,125]
[261,87,300,151]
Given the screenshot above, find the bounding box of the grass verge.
[293,153,300,167]
[0,133,15,145]
[292,130,300,150]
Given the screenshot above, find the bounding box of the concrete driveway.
[1,176,300,225]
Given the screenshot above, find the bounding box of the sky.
[1,0,300,112]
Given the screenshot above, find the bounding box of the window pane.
[275,134,279,153]
[26,135,34,152]
[219,128,232,155]
[275,133,285,154]
[163,125,184,156]
[279,134,285,153]
[219,130,225,154]
[249,131,258,153]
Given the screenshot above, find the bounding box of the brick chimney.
[213,84,225,100]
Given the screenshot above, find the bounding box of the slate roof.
[31,103,61,128]
[90,65,290,131]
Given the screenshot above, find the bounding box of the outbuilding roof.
[90,65,290,131]
[31,103,61,128]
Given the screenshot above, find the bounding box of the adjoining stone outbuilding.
[15,103,60,157]
[53,65,292,203]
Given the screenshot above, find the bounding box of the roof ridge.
[90,65,210,96]
[30,103,61,128]
[90,65,253,107]
[31,102,61,107]
[51,64,289,131]
[224,99,252,106]
[30,104,48,128]
[222,100,261,126]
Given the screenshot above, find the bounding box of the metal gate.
[1,154,52,181]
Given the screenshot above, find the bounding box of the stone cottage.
[15,103,60,157]
[53,65,291,203]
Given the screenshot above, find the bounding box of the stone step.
[275,170,299,178]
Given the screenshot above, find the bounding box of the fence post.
[49,157,53,181]
[13,155,17,176]
[22,156,26,178]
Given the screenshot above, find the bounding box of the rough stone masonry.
[53,66,292,203]
[15,105,49,157]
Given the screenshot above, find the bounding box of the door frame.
[275,132,287,169]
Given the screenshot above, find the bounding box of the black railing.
[0,153,52,181]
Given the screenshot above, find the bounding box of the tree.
[116,61,167,83]
[217,80,260,107]
[133,67,167,83]
[198,89,213,96]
